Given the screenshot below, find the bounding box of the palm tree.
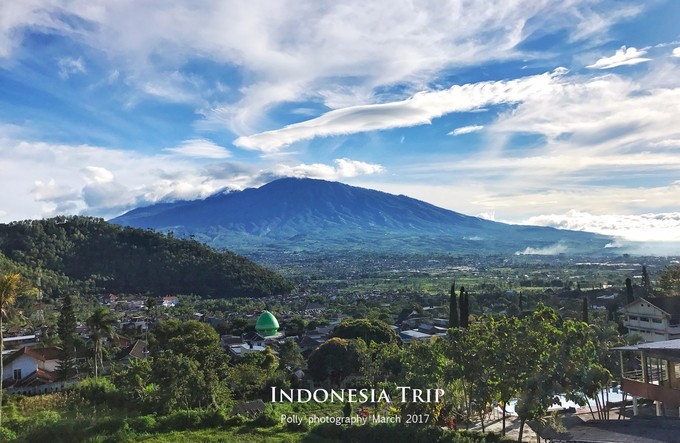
[86,307,117,377]
[0,273,34,427]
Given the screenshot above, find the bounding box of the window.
[13,369,21,380]
[639,317,650,322]
[629,316,638,321]
[652,318,662,324]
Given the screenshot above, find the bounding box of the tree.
[659,264,680,296]
[449,281,459,328]
[519,291,524,311]
[625,278,634,303]
[641,265,651,296]
[86,307,117,377]
[582,297,589,324]
[278,338,306,370]
[152,319,222,361]
[459,288,470,328]
[332,318,400,344]
[307,338,362,386]
[57,293,78,379]
[0,273,34,427]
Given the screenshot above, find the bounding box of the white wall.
[2,354,37,381]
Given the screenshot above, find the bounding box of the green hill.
[0,216,293,298]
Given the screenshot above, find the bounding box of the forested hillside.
[0,217,293,298]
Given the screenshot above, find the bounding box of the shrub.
[125,415,157,433]
[251,407,278,428]
[157,409,205,432]
[73,377,123,407]
[224,414,250,427]
[0,427,17,441]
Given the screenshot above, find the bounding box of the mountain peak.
[111,178,611,255]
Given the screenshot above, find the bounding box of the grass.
[132,425,320,443]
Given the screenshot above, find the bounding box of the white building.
[621,297,680,342]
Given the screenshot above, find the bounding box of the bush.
[0,427,17,441]
[92,416,126,435]
[126,415,157,433]
[224,414,250,427]
[311,424,514,443]
[251,407,278,428]
[157,409,205,432]
[73,377,123,407]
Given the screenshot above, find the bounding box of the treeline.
[0,217,293,298]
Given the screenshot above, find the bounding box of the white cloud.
[58,56,86,79]
[31,179,80,202]
[523,210,680,242]
[165,139,231,159]
[0,127,385,220]
[586,46,651,69]
[235,68,567,151]
[515,241,569,255]
[0,1,644,133]
[83,166,114,184]
[673,47,680,57]
[448,125,484,136]
[271,158,383,181]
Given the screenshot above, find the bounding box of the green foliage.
[126,415,157,433]
[310,423,512,443]
[449,281,459,328]
[0,216,293,298]
[73,377,123,408]
[332,318,400,344]
[659,264,680,295]
[57,292,78,379]
[278,338,306,370]
[152,320,221,359]
[252,406,279,428]
[307,338,362,385]
[0,426,16,441]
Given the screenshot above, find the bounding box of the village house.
[621,297,680,342]
[1,346,75,395]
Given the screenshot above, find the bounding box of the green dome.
[256,311,279,336]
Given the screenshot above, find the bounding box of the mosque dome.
[256,311,279,337]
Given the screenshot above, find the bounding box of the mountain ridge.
[111,178,613,255]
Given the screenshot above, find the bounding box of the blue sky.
[1,0,679,246]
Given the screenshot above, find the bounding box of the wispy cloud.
[523,210,680,242]
[0,1,645,133]
[448,125,484,136]
[58,57,86,79]
[270,159,383,181]
[165,139,231,159]
[234,68,567,151]
[586,46,651,69]
[673,47,680,58]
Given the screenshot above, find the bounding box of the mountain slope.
[0,217,293,298]
[111,178,613,255]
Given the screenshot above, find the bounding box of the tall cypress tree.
[449,281,459,328]
[459,286,466,327]
[581,297,589,324]
[625,278,634,303]
[459,287,470,328]
[641,266,651,296]
[518,291,524,311]
[57,293,78,379]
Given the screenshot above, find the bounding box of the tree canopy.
[0,216,293,298]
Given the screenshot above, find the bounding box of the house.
[162,296,178,308]
[116,340,148,364]
[399,329,432,344]
[621,297,680,342]
[2,347,64,393]
[228,343,267,358]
